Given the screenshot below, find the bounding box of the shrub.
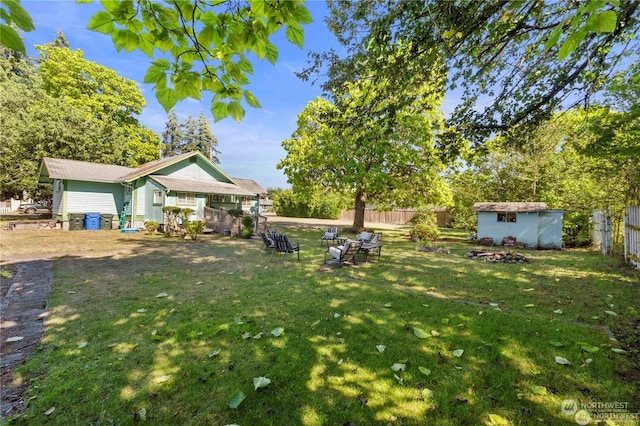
[408,210,440,242]
[240,215,254,239]
[143,221,159,235]
[563,210,592,248]
[183,220,204,241]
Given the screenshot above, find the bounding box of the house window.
[55,180,63,191]
[153,190,164,205]
[242,197,252,206]
[497,212,517,223]
[177,192,195,205]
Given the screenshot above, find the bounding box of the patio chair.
[259,231,276,253]
[359,233,382,262]
[324,240,363,267]
[355,231,373,242]
[272,234,300,262]
[320,226,339,246]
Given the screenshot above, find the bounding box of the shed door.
[538,212,563,249]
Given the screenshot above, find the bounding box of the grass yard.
[1,225,639,425]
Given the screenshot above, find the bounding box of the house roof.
[149,175,255,196]
[40,158,133,183]
[120,151,199,182]
[472,202,548,212]
[231,177,266,195]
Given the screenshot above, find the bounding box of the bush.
[183,220,204,241]
[563,210,592,248]
[273,189,343,219]
[143,221,159,235]
[240,215,254,239]
[408,210,440,242]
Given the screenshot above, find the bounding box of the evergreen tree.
[161,110,183,157]
[197,111,220,163]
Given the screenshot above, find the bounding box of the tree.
[2,1,313,122]
[301,0,639,145]
[278,74,455,230]
[196,111,220,164]
[161,110,220,161]
[0,42,160,197]
[161,110,184,157]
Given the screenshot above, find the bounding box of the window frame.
[497,212,517,223]
[153,190,164,205]
[177,191,196,205]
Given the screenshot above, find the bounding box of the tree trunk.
[352,189,367,231]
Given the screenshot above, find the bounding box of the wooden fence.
[624,205,640,269]
[340,208,450,227]
[592,209,613,255]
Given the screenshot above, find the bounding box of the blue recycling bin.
[84,212,101,231]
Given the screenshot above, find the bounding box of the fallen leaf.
[555,356,571,365]
[6,336,24,342]
[452,349,464,358]
[241,332,251,339]
[156,292,169,298]
[333,313,340,318]
[549,341,564,347]
[234,317,244,325]
[418,367,431,376]
[337,359,343,365]
[253,376,271,390]
[384,303,392,308]
[78,341,88,349]
[530,385,547,395]
[553,309,563,314]
[611,348,628,354]
[390,363,406,372]
[441,318,450,325]
[577,342,600,353]
[421,388,434,400]
[523,288,535,292]
[156,375,171,383]
[422,304,430,308]
[524,304,535,308]
[137,308,148,313]
[209,349,221,358]
[253,332,263,339]
[430,330,440,337]
[489,303,499,307]
[605,310,618,316]
[376,345,386,353]
[413,327,430,339]
[44,407,55,416]
[488,413,510,425]
[136,408,147,421]
[228,390,246,409]
[271,327,284,337]
[393,373,403,383]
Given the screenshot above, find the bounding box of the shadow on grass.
[7,228,639,425]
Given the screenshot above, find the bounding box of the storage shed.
[472,202,563,249]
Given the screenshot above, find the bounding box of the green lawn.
[4,226,639,425]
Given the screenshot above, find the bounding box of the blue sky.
[21,1,337,189]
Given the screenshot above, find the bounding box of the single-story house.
[472,202,563,249]
[231,178,266,214]
[38,151,261,229]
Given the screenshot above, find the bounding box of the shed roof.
[149,175,254,196]
[40,158,133,183]
[472,202,548,212]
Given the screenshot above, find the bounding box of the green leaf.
[116,29,140,52]
[554,355,571,365]
[155,87,179,112]
[577,342,600,353]
[200,11,219,26]
[588,10,617,33]
[418,367,431,376]
[604,310,618,316]
[285,23,304,48]
[270,326,284,337]
[87,11,114,34]
[413,327,429,339]
[211,101,228,122]
[227,100,245,122]
[208,348,221,358]
[544,24,563,51]
[488,413,510,425]
[253,376,271,390]
[265,43,278,64]
[441,318,450,325]
[530,385,547,395]
[5,0,34,31]
[6,336,24,342]
[611,348,627,354]
[138,33,155,57]
[376,344,386,353]
[0,24,25,53]
[452,349,464,358]
[227,390,246,409]
[143,64,166,84]
[293,5,313,25]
